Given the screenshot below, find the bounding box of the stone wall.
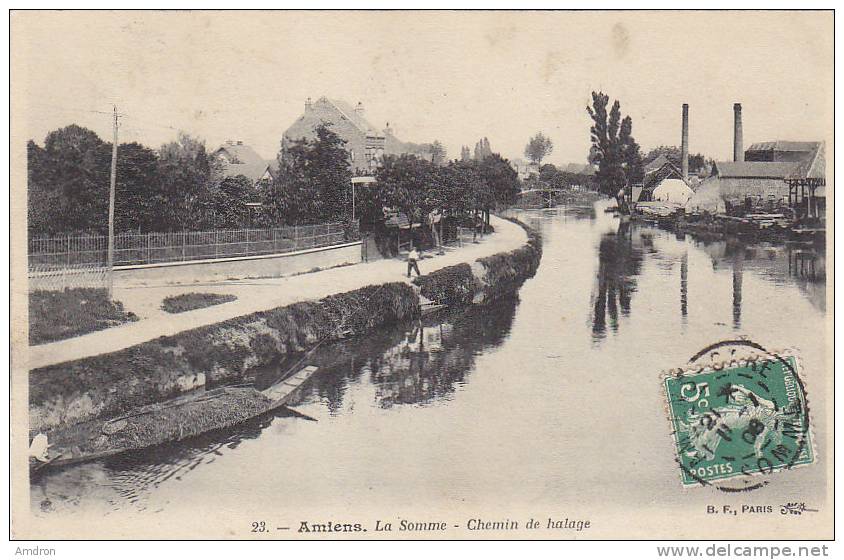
[108,242,362,288]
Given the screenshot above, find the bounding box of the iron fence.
[28,222,359,271]
[28,263,110,292]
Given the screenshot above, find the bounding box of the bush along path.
[28,216,542,433]
[29,288,138,346]
[413,218,542,305]
[161,293,238,314]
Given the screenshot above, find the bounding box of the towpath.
[28,216,527,370]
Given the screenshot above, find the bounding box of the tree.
[210,176,254,229]
[157,132,214,231]
[478,153,520,209]
[587,91,641,213]
[619,116,644,190]
[524,132,553,164]
[27,140,60,236]
[27,124,268,236]
[268,123,352,225]
[113,142,167,233]
[430,140,447,166]
[460,146,471,162]
[29,125,112,234]
[442,160,489,231]
[643,145,713,177]
[473,137,493,161]
[376,154,439,227]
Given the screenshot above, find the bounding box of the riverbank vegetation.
[478,219,543,301]
[28,123,521,241]
[30,282,419,432]
[414,218,543,305]
[161,292,238,314]
[29,288,137,346]
[413,263,481,306]
[586,91,645,214]
[31,219,545,432]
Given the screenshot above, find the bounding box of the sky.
[13,11,833,166]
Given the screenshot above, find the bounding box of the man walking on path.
[407,245,421,278]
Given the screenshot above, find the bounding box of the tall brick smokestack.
[681,104,689,180]
[733,103,744,162]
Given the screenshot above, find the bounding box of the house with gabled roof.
[637,154,686,202]
[710,142,825,206]
[745,141,823,163]
[212,140,275,186]
[282,97,436,174]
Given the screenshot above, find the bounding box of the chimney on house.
[305,97,313,112]
[733,103,744,162]
[355,101,365,117]
[681,103,689,180]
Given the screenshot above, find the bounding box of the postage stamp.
[664,345,815,488]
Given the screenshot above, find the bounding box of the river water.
[32,200,829,537]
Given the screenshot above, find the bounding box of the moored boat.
[29,366,319,474]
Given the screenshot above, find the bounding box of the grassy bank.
[414,217,543,305]
[30,282,419,432]
[161,293,238,314]
[412,263,481,306]
[31,219,543,433]
[29,288,138,346]
[477,217,543,301]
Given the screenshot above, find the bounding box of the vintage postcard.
[9,10,833,542]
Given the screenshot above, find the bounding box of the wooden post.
[147,233,152,264]
[107,106,119,298]
[182,231,186,261]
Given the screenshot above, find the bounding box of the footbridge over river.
[516,186,568,207]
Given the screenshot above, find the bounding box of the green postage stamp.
[664,349,815,487]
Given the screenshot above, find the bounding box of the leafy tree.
[269,123,352,224]
[619,116,644,189]
[460,146,471,162]
[376,154,439,227]
[524,132,553,164]
[473,137,493,161]
[206,175,254,229]
[478,153,520,208]
[113,142,166,232]
[28,125,111,235]
[587,91,642,213]
[27,140,63,236]
[430,140,447,166]
[643,145,713,176]
[157,132,214,230]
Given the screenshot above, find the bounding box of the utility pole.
[107,105,119,299]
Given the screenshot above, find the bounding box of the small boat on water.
[30,366,319,474]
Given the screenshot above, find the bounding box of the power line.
[26,102,126,117]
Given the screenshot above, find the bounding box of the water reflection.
[695,237,826,314]
[285,296,519,409]
[31,200,827,518]
[32,408,300,514]
[588,219,825,341]
[591,221,644,340]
